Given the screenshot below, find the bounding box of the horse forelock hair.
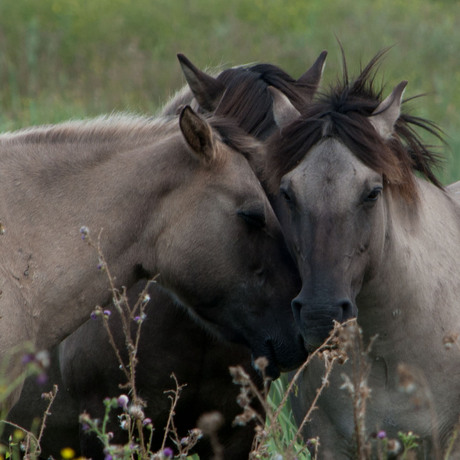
[215,63,302,141]
[209,116,265,174]
[265,51,445,202]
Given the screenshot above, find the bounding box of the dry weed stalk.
[0,384,58,460]
[229,320,352,459]
[80,227,208,459]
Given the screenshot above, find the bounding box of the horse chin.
[303,327,335,353]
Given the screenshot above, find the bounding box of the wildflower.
[377,430,387,439]
[103,310,111,318]
[12,430,24,442]
[120,420,129,430]
[229,365,250,385]
[443,333,459,350]
[386,438,402,456]
[197,411,224,435]
[128,404,145,420]
[22,353,35,365]
[117,394,129,409]
[36,350,50,368]
[397,364,417,394]
[60,447,76,459]
[142,417,152,427]
[253,356,269,373]
[97,258,105,271]
[90,310,99,320]
[36,373,48,385]
[143,293,150,303]
[162,447,173,459]
[79,226,90,240]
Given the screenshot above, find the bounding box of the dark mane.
[214,63,305,141]
[209,115,265,174]
[265,51,445,201]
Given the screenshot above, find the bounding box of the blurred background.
[0,0,459,183]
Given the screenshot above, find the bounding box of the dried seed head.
[197,411,224,435]
[229,365,250,385]
[443,333,459,350]
[397,363,417,394]
[253,356,268,372]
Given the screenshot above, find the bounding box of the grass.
[0,1,460,458]
[0,0,460,183]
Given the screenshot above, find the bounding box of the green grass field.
[1,0,460,183]
[1,1,460,458]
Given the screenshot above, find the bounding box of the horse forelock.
[265,51,445,202]
[209,116,264,174]
[215,62,306,141]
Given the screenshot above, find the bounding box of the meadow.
[1,0,460,458]
[1,0,460,182]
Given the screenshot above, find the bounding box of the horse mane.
[265,50,445,201]
[0,114,179,148]
[0,112,263,169]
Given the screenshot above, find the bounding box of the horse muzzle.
[292,296,357,352]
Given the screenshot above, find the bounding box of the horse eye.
[237,208,266,229]
[365,186,383,202]
[280,187,294,206]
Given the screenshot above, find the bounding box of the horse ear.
[177,53,226,112]
[370,80,408,139]
[269,86,301,129]
[179,105,215,164]
[295,50,328,104]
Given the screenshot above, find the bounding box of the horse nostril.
[337,298,355,321]
[291,298,302,324]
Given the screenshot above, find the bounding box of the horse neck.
[358,178,460,351]
[0,124,191,350]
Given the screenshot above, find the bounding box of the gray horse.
[0,103,307,412]
[267,52,460,458]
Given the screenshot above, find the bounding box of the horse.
[5,53,327,458]
[0,103,308,414]
[266,52,460,458]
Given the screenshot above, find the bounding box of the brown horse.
[0,103,307,412]
[267,53,460,458]
[5,53,327,458]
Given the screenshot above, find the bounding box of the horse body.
[0,107,307,411]
[268,54,460,458]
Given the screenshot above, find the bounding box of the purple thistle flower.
[81,423,90,432]
[377,430,387,439]
[103,310,111,317]
[22,353,35,364]
[90,311,98,320]
[79,226,90,240]
[162,447,173,458]
[117,394,129,409]
[142,417,152,426]
[36,373,48,385]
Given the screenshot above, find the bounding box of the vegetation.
[0,0,460,182]
[1,1,460,458]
